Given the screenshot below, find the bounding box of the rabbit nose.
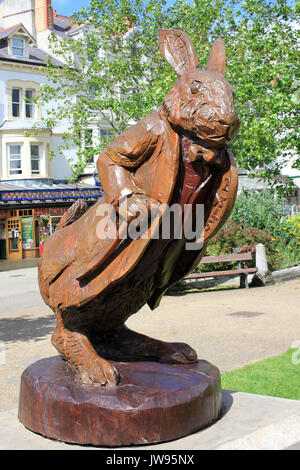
[226,117,240,141]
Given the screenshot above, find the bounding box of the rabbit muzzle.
[194,109,240,148]
[187,111,240,166]
[188,112,240,167]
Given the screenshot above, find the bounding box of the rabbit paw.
[158,342,198,364]
[77,357,119,387]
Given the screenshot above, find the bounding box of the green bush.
[195,192,300,273]
[230,190,287,239]
[276,213,300,268]
[196,219,280,272]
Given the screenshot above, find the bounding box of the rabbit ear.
[158,29,199,76]
[206,38,226,74]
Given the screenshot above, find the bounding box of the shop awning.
[0,182,103,203]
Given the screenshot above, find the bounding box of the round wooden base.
[18,356,222,446]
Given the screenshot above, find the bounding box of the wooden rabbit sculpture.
[38,29,240,387]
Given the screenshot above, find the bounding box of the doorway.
[6,217,22,260]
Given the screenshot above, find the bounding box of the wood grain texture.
[35,28,241,388]
[185,267,258,278]
[18,356,222,446]
[201,253,254,263]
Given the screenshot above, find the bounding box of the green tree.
[38,0,299,182]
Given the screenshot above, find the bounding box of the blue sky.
[51,0,86,17]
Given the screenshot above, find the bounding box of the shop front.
[35,207,67,256]
[0,183,103,260]
[0,206,68,259]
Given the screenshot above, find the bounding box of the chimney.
[35,0,54,33]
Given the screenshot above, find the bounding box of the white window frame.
[30,143,41,175]
[25,89,35,119]
[8,144,23,176]
[84,129,94,150]
[7,80,41,121]
[12,88,21,117]
[12,37,25,57]
[82,129,94,165]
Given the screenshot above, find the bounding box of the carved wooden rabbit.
[38,29,240,386]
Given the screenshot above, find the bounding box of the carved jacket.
[38,110,237,312]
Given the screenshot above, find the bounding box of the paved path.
[0,267,299,413]
[0,258,39,272]
[0,267,43,313]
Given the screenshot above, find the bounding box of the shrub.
[196,219,280,272]
[195,192,300,274]
[276,213,300,268]
[230,190,287,239]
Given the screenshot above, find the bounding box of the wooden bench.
[184,252,258,288]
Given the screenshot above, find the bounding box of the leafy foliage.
[36,0,298,183]
[230,190,287,238]
[279,212,300,267]
[197,219,280,272]
[196,191,300,273]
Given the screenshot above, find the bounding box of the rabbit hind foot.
[93,325,198,364]
[51,311,119,387]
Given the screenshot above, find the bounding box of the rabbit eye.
[190,81,202,95]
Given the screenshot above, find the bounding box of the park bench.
[184,251,258,288]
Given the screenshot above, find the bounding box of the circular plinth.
[18,356,222,446]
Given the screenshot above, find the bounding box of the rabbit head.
[159,29,240,150]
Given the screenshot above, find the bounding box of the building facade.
[0,0,103,260]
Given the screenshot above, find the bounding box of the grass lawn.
[221,349,300,400]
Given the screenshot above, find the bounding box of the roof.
[0,21,64,67]
[0,181,98,191]
[0,181,103,203]
[53,14,73,29]
[0,40,64,67]
[0,23,22,40]
[0,22,36,44]
[0,121,47,131]
[53,14,80,38]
